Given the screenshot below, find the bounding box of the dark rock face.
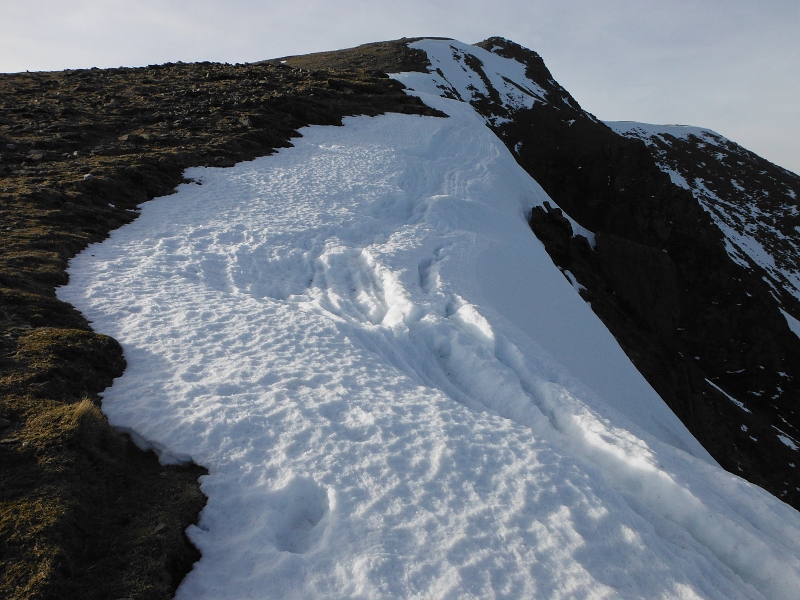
[594,232,681,341]
[608,122,800,325]
[474,37,800,508]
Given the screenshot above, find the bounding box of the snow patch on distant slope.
[705,378,752,414]
[394,39,546,125]
[782,309,800,340]
[607,120,800,307]
[606,121,722,144]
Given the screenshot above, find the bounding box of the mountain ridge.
[0,46,440,599]
[1,36,799,598]
[395,36,800,505]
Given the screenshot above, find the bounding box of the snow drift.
[58,39,800,599]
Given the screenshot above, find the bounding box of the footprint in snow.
[268,476,330,554]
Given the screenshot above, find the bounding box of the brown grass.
[0,39,440,599]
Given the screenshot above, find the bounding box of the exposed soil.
[0,41,437,599]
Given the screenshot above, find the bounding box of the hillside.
[455,38,800,504]
[2,37,800,598]
[0,41,436,599]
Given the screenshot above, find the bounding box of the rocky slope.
[2,36,798,597]
[606,121,800,325]
[467,37,800,505]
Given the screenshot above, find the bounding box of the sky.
[2,0,798,175]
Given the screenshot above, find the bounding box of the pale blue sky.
[2,0,798,175]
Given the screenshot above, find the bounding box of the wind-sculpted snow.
[58,81,800,597]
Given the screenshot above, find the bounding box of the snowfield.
[58,41,800,599]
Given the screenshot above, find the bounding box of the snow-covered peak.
[394,39,548,125]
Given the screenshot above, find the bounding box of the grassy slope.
[0,41,436,599]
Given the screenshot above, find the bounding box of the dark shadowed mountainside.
[469,37,800,506]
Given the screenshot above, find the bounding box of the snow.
[705,378,752,414]
[664,168,691,190]
[781,309,800,340]
[608,120,800,306]
[393,39,546,125]
[563,269,586,293]
[605,121,722,144]
[774,426,800,451]
[568,220,597,249]
[56,41,800,599]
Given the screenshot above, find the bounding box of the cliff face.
[470,37,800,506]
[606,120,800,325]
